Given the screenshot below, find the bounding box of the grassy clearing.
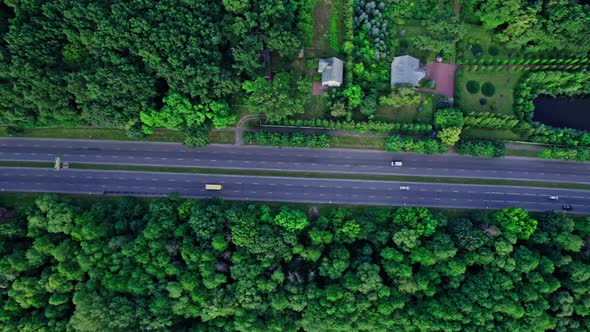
[462,128,527,141]
[375,93,435,124]
[329,136,386,150]
[456,70,522,115]
[0,126,233,144]
[458,25,515,61]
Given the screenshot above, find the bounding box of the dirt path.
[235,114,266,145]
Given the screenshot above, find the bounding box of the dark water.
[532,96,590,131]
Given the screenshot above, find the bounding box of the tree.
[342,85,363,108]
[330,101,347,118]
[412,11,466,55]
[494,207,538,240]
[438,127,462,145]
[434,108,464,129]
[242,73,310,121]
[379,87,421,108]
[273,207,309,232]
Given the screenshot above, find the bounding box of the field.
[456,70,522,115]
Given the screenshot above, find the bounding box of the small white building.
[391,55,426,87]
[318,57,344,87]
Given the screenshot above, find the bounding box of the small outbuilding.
[391,55,426,87]
[318,57,344,87]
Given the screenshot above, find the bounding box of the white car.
[400,186,410,190]
[548,196,559,200]
[391,160,403,167]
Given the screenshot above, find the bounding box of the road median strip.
[2,160,590,191]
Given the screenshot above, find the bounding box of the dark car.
[562,204,573,211]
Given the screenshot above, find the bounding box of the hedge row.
[455,139,506,158]
[243,131,330,148]
[539,147,590,162]
[459,57,590,66]
[463,112,520,130]
[263,119,433,135]
[384,135,449,155]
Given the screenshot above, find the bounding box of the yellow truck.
[205,184,223,191]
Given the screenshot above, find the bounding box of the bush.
[471,44,483,57]
[539,147,590,161]
[455,139,506,158]
[488,46,499,56]
[481,82,496,97]
[479,98,488,105]
[434,108,464,129]
[466,80,480,94]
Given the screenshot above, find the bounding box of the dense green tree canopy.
[0,0,308,135]
[2,195,589,330]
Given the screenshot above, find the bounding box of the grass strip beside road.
[2,160,589,191]
[0,126,234,144]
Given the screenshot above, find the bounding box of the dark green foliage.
[481,82,496,97]
[243,130,330,148]
[488,46,499,56]
[470,43,483,57]
[539,147,590,161]
[455,139,506,158]
[434,108,464,129]
[1,196,590,330]
[514,122,590,147]
[466,80,480,94]
[385,135,449,154]
[0,0,308,138]
[479,98,488,105]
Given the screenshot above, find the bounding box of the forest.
[1,195,589,331]
[0,0,311,144]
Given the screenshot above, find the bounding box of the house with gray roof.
[391,55,426,87]
[318,57,344,87]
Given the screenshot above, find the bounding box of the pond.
[532,96,590,131]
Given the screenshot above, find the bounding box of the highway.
[1,138,590,184]
[1,167,589,213]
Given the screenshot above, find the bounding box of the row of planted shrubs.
[263,119,433,135]
[539,147,590,161]
[243,131,330,148]
[459,56,590,66]
[384,135,449,155]
[455,139,506,158]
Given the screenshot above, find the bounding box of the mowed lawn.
[456,70,522,115]
[375,93,437,123]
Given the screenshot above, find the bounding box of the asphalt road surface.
[1,168,588,214]
[1,138,590,184]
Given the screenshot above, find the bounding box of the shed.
[391,55,426,87]
[318,57,344,87]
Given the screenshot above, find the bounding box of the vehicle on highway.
[548,196,559,200]
[391,160,403,167]
[562,204,573,211]
[205,184,223,191]
[400,185,410,190]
